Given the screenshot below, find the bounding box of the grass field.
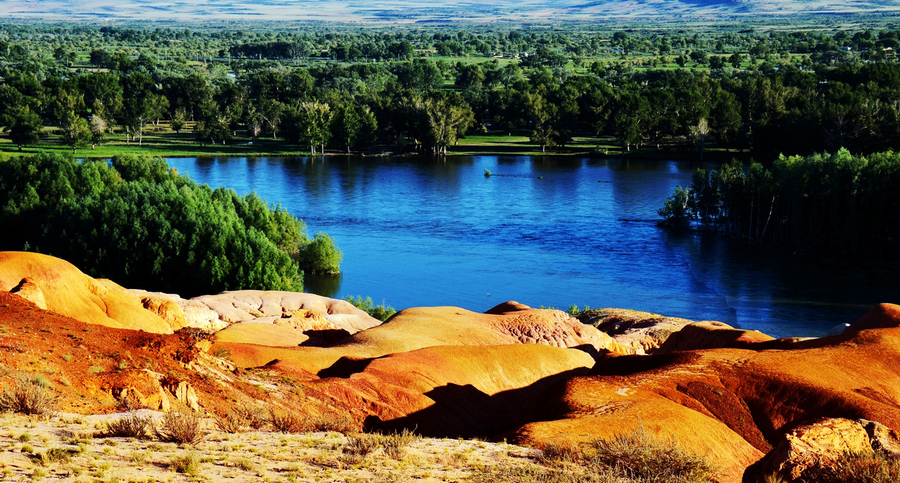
[0,123,743,161]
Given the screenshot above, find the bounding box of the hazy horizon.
[2,0,899,24]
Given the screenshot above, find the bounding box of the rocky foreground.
[2,251,900,482]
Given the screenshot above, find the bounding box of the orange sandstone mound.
[214,303,623,375]
[0,252,176,333]
[295,343,596,438]
[0,291,239,414]
[511,326,900,483]
[848,302,900,331]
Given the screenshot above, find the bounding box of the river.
[165,155,899,338]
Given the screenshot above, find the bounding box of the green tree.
[658,185,691,229]
[170,108,187,134]
[0,154,341,296]
[89,114,107,149]
[524,92,559,152]
[2,105,43,151]
[299,233,342,275]
[286,101,333,155]
[407,91,475,155]
[334,102,378,153]
[60,111,90,154]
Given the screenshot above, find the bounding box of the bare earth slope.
[512,314,900,482]
[0,252,176,334]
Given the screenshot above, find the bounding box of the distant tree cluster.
[659,149,900,260]
[0,23,900,156]
[0,153,341,296]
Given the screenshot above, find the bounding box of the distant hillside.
[1,0,898,22]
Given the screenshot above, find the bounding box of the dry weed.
[797,450,900,483]
[268,409,310,433]
[383,428,418,460]
[104,412,153,439]
[170,451,201,476]
[155,410,204,445]
[587,425,714,483]
[0,376,58,416]
[343,432,380,462]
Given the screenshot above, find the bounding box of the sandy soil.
[0,411,543,482]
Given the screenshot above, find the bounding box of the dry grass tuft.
[382,428,418,461]
[235,403,268,431]
[343,433,380,460]
[213,411,246,434]
[104,412,153,439]
[155,410,204,445]
[587,426,714,483]
[312,410,355,433]
[0,376,58,417]
[797,450,900,483]
[169,451,201,476]
[268,408,310,434]
[540,439,582,466]
[34,446,82,466]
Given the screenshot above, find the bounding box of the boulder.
[747,417,900,482]
[191,290,380,334]
[578,308,773,354]
[577,308,695,353]
[656,321,774,352]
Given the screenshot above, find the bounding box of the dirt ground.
[0,411,548,483]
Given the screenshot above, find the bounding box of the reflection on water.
[304,273,343,299]
[167,155,900,338]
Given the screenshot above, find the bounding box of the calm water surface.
[166,155,899,338]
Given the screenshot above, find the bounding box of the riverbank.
[0,128,748,162]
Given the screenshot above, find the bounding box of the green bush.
[0,154,342,296]
[343,295,397,322]
[169,451,201,476]
[298,232,343,275]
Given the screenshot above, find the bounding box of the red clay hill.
[2,251,900,483]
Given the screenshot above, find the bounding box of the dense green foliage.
[0,153,340,295]
[659,149,900,260]
[343,295,397,322]
[2,23,900,157]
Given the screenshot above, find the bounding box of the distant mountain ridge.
[2,0,898,22]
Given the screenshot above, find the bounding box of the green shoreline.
[0,142,747,163]
[0,130,747,162]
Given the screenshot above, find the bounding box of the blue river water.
[165,155,899,338]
